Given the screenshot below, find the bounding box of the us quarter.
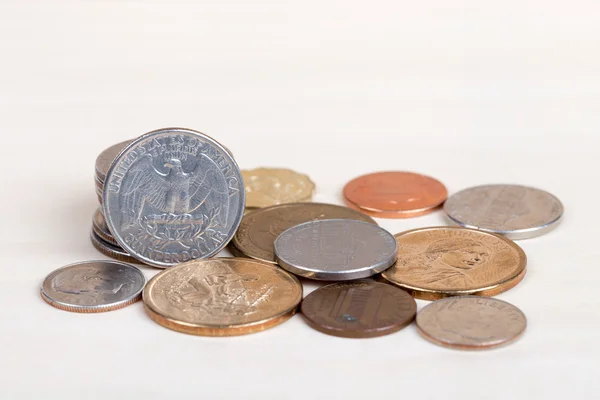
[41,260,146,313]
[444,184,563,239]
[274,219,397,280]
[416,296,527,350]
[103,128,245,267]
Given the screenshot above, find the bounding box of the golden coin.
[232,202,377,263]
[381,227,526,300]
[242,167,315,208]
[143,258,303,336]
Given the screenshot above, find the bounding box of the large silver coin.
[444,184,563,240]
[40,261,146,313]
[274,219,397,280]
[103,128,245,267]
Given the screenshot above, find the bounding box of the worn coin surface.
[343,171,448,218]
[242,167,315,208]
[301,280,416,338]
[95,139,134,183]
[232,202,377,263]
[143,258,302,336]
[41,260,146,313]
[416,296,527,350]
[381,227,526,300]
[275,219,397,280]
[103,128,245,267]
[444,184,563,239]
[92,208,118,246]
[90,231,141,264]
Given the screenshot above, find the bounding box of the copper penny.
[343,171,448,218]
[301,280,416,338]
[381,227,527,300]
[416,296,527,350]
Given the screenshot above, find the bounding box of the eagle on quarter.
[119,154,230,233]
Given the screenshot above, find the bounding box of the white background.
[1,1,598,399]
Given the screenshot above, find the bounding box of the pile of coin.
[40,127,564,351]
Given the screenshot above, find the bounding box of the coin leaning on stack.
[40,127,565,351]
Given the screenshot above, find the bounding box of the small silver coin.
[274,219,397,280]
[41,260,146,313]
[103,128,245,267]
[95,139,135,183]
[416,296,527,350]
[444,184,563,239]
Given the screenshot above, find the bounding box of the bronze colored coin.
[343,171,448,218]
[95,139,134,182]
[92,207,119,246]
[381,227,526,300]
[301,280,416,338]
[90,231,141,265]
[242,168,315,208]
[143,258,303,336]
[416,296,527,350]
[232,202,377,263]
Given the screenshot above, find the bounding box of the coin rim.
[274,218,398,281]
[102,127,246,267]
[92,208,119,246]
[90,231,142,265]
[233,202,378,264]
[40,260,146,313]
[415,295,527,350]
[301,280,417,338]
[443,184,564,240]
[380,226,527,300]
[142,257,303,336]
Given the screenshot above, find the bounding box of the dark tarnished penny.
[301,280,416,338]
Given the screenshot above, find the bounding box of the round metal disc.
[416,296,527,350]
[301,280,416,338]
[41,260,146,313]
[444,184,563,239]
[274,219,397,280]
[103,128,245,267]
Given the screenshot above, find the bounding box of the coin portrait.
[416,296,527,350]
[103,128,245,267]
[242,167,315,208]
[381,227,526,300]
[143,258,302,336]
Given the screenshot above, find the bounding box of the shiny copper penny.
[343,171,448,218]
[301,280,416,338]
[416,296,527,350]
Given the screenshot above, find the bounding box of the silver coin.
[95,139,135,182]
[103,128,245,267]
[444,184,563,239]
[416,296,527,350]
[274,219,397,280]
[41,260,146,313]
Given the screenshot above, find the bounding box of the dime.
[343,171,448,218]
[103,128,245,267]
[95,139,134,183]
[381,227,526,300]
[444,184,563,239]
[92,208,119,246]
[41,260,146,313]
[242,167,315,208]
[416,296,527,350]
[90,231,141,265]
[274,219,397,280]
[232,202,377,263]
[301,280,416,338]
[143,258,302,336]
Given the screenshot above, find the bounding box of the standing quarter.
[416,296,527,350]
[103,128,245,267]
[301,280,416,338]
[274,219,397,281]
[41,261,146,313]
[444,184,563,239]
